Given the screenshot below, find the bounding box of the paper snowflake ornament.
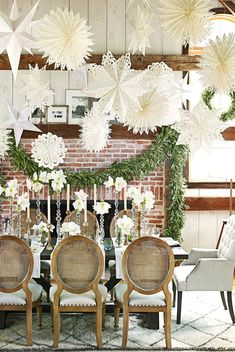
[37,7,93,70]
[31,132,67,169]
[126,0,152,11]
[128,6,154,55]
[157,0,211,46]
[145,61,174,91]
[0,0,39,80]
[172,102,227,153]
[124,90,175,134]
[0,129,11,160]
[2,103,41,146]
[87,52,146,121]
[200,34,235,94]
[170,73,194,108]
[80,105,111,152]
[22,64,54,113]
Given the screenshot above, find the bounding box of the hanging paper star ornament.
[0,129,11,160]
[2,103,41,146]
[21,64,54,113]
[145,61,173,91]
[172,102,226,153]
[126,0,152,11]
[0,0,39,80]
[128,6,154,55]
[87,52,147,121]
[170,73,194,107]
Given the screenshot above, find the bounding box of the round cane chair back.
[0,236,33,293]
[13,209,48,235]
[64,210,99,236]
[52,236,104,294]
[122,237,174,295]
[110,209,138,238]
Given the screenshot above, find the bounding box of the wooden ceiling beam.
[0,53,201,72]
[218,0,235,14]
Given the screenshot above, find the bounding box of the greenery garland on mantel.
[0,127,188,241]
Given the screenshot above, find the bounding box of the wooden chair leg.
[164,309,172,350]
[102,304,106,330]
[53,305,60,348]
[50,304,54,329]
[227,291,235,323]
[36,305,42,330]
[96,307,103,350]
[220,291,227,310]
[122,305,129,349]
[26,305,32,346]
[114,305,120,329]
[176,291,182,324]
[172,281,176,308]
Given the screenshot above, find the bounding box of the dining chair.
[173,214,235,324]
[109,209,138,238]
[64,209,99,237]
[0,235,43,346]
[50,235,107,349]
[13,208,48,235]
[114,236,174,349]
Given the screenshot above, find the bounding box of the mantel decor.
[0,127,188,241]
[202,89,235,122]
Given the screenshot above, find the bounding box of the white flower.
[143,191,155,210]
[115,177,127,192]
[126,186,140,199]
[74,189,87,201]
[39,171,50,183]
[17,193,29,212]
[116,215,134,235]
[32,222,54,233]
[26,175,43,193]
[132,192,145,207]
[93,201,111,215]
[61,221,81,235]
[104,176,114,188]
[50,170,67,193]
[73,198,85,212]
[0,186,5,196]
[5,179,19,198]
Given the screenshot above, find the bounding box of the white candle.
[47,194,51,224]
[66,184,70,211]
[94,184,97,206]
[124,187,127,211]
[84,195,87,222]
[27,192,30,218]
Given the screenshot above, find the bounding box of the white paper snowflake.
[128,6,154,55]
[170,73,195,108]
[37,7,93,70]
[157,0,211,46]
[22,64,54,113]
[31,132,67,169]
[172,102,227,153]
[200,34,235,94]
[80,105,111,152]
[124,90,175,134]
[0,129,11,160]
[145,61,174,91]
[87,52,146,121]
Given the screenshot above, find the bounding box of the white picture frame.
[47,105,68,124]
[66,89,97,124]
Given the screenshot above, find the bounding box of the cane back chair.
[64,209,99,237]
[109,209,138,238]
[0,236,43,345]
[50,236,107,349]
[13,208,48,235]
[114,236,174,349]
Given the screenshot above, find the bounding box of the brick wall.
[0,138,165,231]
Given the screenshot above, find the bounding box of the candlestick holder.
[137,209,141,238]
[93,210,97,237]
[83,221,88,236]
[114,191,119,236]
[65,210,71,222]
[46,224,53,250]
[16,210,21,238]
[26,217,31,241]
[124,234,129,245]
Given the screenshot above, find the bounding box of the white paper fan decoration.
[80,105,111,152]
[172,102,226,153]
[157,0,211,46]
[145,61,174,91]
[128,5,154,55]
[22,64,54,113]
[31,132,67,169]
[37,7,93,70]
[87,52,146,121]
[0,129,11,160]
[200,34,235,94]
[124,90,175,134]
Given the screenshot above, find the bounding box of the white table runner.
[32,246,44,278]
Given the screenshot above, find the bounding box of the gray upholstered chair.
[173,215,235,324]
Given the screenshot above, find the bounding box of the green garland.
[0,127,188,241]
[202,89,235,122]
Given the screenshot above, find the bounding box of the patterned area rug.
[0,292,234,351]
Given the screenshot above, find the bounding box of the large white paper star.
[87,52,147,121]
[170,73,194,108]
[2,103,41,146]
[0,0,39,80]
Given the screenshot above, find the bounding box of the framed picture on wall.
[66,89,98,124]
[47,105,68,124]
[29,90,54,124]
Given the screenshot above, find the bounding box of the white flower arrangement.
[93,201,111,215]
[132,191,145,207]
[116,215,134,235]
[32,221,54,234]
[27,172,43,193]
[126,186,140,199]
[61,221,81,236]
[127,187,155,210]
[74,189,87,200]
[5,179,19,198]
[115,177,127,192]
[0,186,4,196]
[49,170,67,193]
[73,189,88,212]
[16,193,29,212]
[104,176,114,188]
[39,171,51,183]
[143,191,155,211]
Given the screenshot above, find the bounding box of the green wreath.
[202,89,235,122]
[0,127,188,241]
